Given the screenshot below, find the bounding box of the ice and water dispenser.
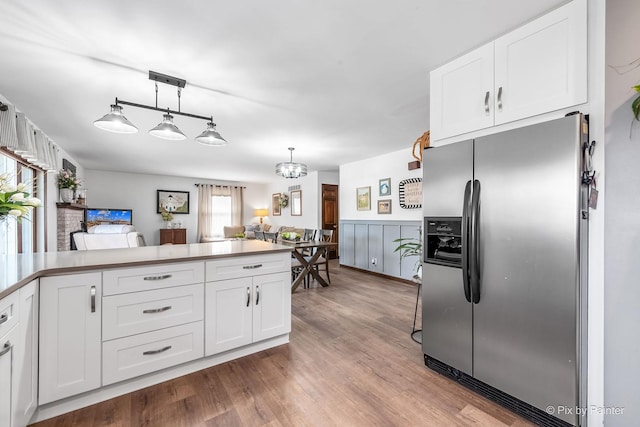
[423,217,462,267]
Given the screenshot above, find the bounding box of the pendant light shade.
[195,121,227,146]
[149,113,186,140]
[275,147,308,179]
[93,104,138,134]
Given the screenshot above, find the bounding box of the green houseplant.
[632,85,640,121]
[393,228,422,276]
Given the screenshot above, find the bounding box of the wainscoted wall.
[340,220,421,281]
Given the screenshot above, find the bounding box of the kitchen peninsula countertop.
[0,240,292,299]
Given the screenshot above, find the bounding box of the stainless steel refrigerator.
[421,114,589,427]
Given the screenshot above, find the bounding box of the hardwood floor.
[32,261,534,427]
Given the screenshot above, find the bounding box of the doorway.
[321,184,339,259]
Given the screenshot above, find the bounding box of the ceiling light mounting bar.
[114,98,213,122]
[148,70,186,88]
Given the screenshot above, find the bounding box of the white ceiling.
[0,0,564,183]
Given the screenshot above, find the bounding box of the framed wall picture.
[157,190,190,214]
[379,178,391,196]
[291,190,302,216]
[356,186,371,211]
[398,178,422,209]
[377,199,392,214]
[272,193,281,216]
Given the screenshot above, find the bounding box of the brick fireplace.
[56,203,86,251]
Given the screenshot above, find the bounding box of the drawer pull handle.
[0,341,11,357]
[143,345,172,356]
[0,313,7,325]
[143,306,172,314]
[246,287,251,307]
[242,264,263,270]
[144,274,173,281]
[90,286,96,313]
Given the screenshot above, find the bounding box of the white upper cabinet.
[430,43,494,141]
[430,0,587,141]
[493,0,587,125]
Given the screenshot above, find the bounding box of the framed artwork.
[377,199,392,214]
[379,178,391,196]
[356,186,371,211]
[398,178,422,209]
[291,190,302,216]
[157,190,190,214]
[272,193,281,216]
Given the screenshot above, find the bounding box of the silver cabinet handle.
[0,341,11,357]
[143,306,172,314]
[256,286,260,306]
[90,286,96,313]
[246,287,251,307]
[484,91,490,115]
[143,345,172,356]
[0,313,7,325]
[242,264,263,270]
[497,86,503,111]
[143,274,172,281]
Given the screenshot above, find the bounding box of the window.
[210,195,231,237]
[0,151,41,254]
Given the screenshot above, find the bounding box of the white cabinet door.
[493,0,587,125]
[14,281,38,427]
[430,42,494,140]
[252,272,291,342]
[205,277,252,356]
[39,273,102,404]
[0,325,17,427]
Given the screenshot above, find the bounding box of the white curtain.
[196,184,244,242]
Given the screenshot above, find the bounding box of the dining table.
[279,239,337,292]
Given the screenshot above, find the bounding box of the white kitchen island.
[0,240,292,426]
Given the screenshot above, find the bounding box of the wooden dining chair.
[301,229,316,256]
[312,229,333,284]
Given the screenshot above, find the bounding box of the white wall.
[603,0,640,424]
[85,170,268,245]
[339,147,422,221]
[263,170,339,230]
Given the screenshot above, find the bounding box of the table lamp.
[254,208,269,224]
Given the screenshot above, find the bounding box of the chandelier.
[93,70,227,146]
[275,147,308,179]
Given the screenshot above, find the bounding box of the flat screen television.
[85,208,133,228]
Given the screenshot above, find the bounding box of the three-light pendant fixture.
[93,71,227,146]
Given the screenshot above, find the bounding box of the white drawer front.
[103,284,204,340]
[102,322,204,385]
[0,291,18,339]
[103,262,204,295]
[206,253,290,281]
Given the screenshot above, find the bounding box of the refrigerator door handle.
[461,180,472,303]
[470,179,481,303]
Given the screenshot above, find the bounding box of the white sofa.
[73,224,146,250]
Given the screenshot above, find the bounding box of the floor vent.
[425,355,574,427]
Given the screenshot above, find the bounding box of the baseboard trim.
[338,264,416,285]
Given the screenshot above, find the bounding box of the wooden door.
[321,184,339,259]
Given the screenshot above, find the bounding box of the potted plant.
[57,169,81,203]
[393,228,423,278]
[632,85,640,122]
[160,208,174,228]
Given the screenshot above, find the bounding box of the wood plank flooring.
[32,261,534,427]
